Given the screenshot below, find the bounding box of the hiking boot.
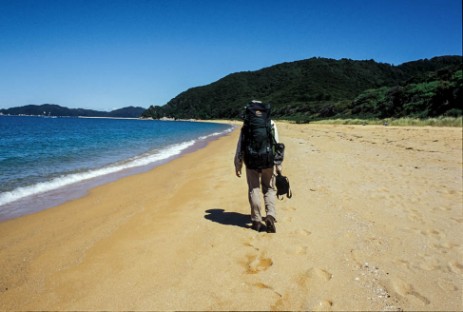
[252,221,262,232]
[265,215,276,233]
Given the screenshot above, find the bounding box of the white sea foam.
[0,139,199,207]
[199,126,234,140]
[0,126,234,209]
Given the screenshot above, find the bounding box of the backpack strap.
[282,176,292,199]
[286,179,292,199]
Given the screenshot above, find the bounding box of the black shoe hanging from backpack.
[275,173,292,200]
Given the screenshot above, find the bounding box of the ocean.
[0,116,233,221]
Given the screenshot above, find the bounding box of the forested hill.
[0,104,146,118]
[142,55,462,121]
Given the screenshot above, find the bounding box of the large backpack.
[241,102,275,170]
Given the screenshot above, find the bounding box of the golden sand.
[0,123,461,311]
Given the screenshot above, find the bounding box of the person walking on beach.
[234,100,282,233]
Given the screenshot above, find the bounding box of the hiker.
[234,100,282,233]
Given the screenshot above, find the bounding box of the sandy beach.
[0,122,461,311]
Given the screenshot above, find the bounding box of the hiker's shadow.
[204,208,250,229]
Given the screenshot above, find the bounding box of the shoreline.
[0,122,234,222]
[0,123,461,311]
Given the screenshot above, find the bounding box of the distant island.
[0,104,146,118]
[142,55,462,122]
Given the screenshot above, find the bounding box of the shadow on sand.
[204,208,250,229]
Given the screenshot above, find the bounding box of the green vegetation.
[310,117,462,127]
[348,67,462,120]
[142,56,462,124]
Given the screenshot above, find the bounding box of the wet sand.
[0,123,461,311]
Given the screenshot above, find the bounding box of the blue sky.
[0,0,461,111]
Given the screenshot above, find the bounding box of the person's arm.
[271,121,282,174]
[234,129,244,177]
[271,120,279,142]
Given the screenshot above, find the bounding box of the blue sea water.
[0,116,233,221]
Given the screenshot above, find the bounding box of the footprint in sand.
[297,267,333,288]
[416,254,441,271]
[245,254,273,274]
[428,229,447,240]
[432,242,460,255]
[407,211,424,223]
[271,271,334,311]
[286,245,308,256]
[307,267,333,281]
[311,300,333,311]
[448,260,463,274]
[283,216,294,223]
[281,206,296,212]
[389,277,430,305]
[243,241,259,251]
[243,239,259,251]
[252,282,282,297]
[290,229,312,236]
[437,277,459,292]
[394,259,412,270]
